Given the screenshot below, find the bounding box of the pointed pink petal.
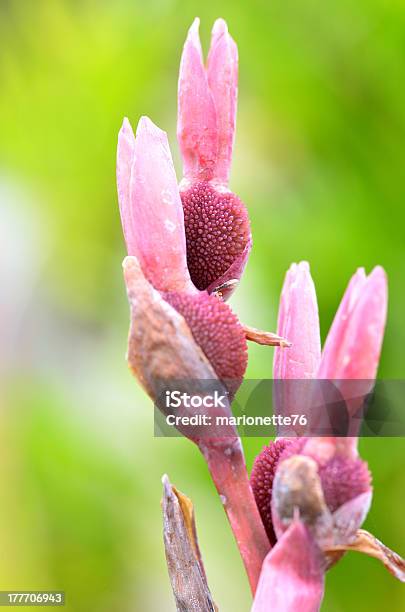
[128,116,196,294]
[251,520,324,612]
[274,262,321,380]
[318,268,366,377]
[177,18,218,181]
[317,268,387,450]
[273,263,321,436]
[332,491,372,543]
[117,118,137,255]
[207,19,238,185]
[319,267,387,379]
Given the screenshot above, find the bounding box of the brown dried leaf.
[325,529,405,582]
[123,256,217,401]
[162,475,217,611]
[172,485,207,581]
[272,455,334,549]
[242,324,291,347]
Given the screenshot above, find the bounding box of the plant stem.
[198,437,270,594]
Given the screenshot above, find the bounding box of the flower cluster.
[250,264,404,611]
[116,19,251,394]
[116,17,404,611]
[251,263,387,547]
[117,19,270,592]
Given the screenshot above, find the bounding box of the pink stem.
[198,437,270,594]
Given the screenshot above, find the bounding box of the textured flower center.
[250,439,293,545]
[164,291,247,393]
[317,455,371,512]
[251,438,371,544]
[181,181,250,291]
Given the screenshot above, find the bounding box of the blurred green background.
[0,0,404,610]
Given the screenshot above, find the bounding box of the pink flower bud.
[117,117,248,394]
[177,18,237,185]
[117,116,195,294]
[177,18,218,183]
[250,263,404,608]
[274,262,321,380]
[177,18,251,298]
[272,262,321,435]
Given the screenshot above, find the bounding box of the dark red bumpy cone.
[164,291,247,397]
[250,439,293,545]
[181,181,250,292]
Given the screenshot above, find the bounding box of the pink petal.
[332,491,372,543]
[274,262,321,380]
[251,520,324,612]
[117,118,137,255]
[317,267,387,449]
[127,116,196,294]
[177,18,218,182]
[273,263,321,435]
[207,19,238,186]
[319,266,387,380]
[317,268,366,378]
[318,267,387,444]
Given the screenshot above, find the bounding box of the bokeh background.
[1,0,404,610]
